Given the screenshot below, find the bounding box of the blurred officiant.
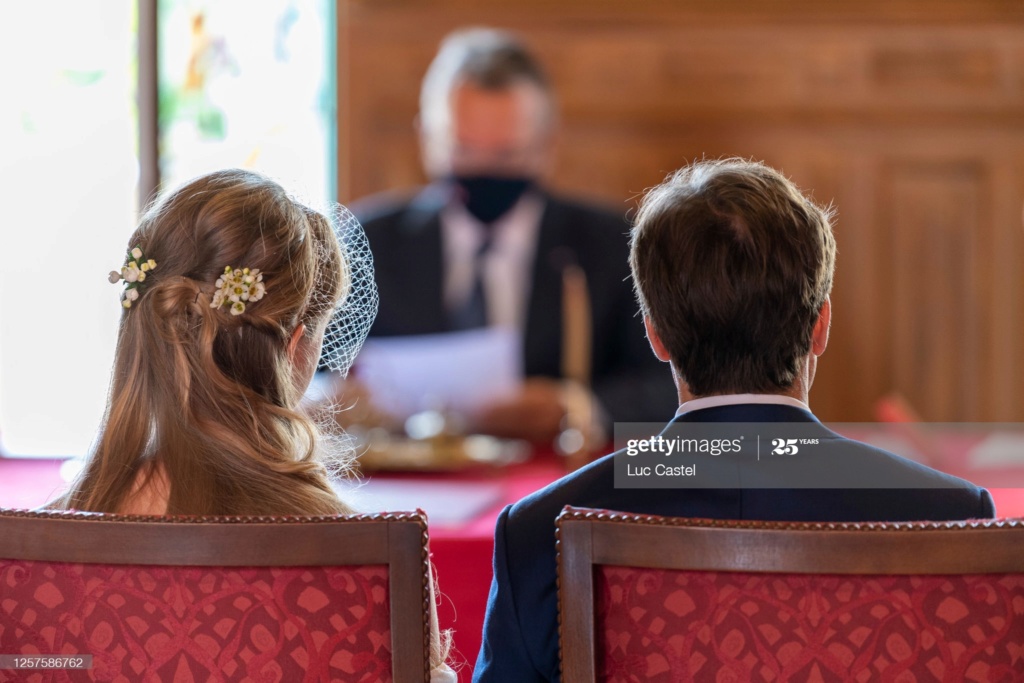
[331,27,676,444]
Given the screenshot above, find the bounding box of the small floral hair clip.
[109,246,157,308]
[211,266,266,316]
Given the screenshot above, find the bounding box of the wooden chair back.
[0,508,433,682]
[557,506,1024,682]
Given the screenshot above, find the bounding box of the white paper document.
[352,327,523,420]
[970,432,1024,468]
[336,478,506,527]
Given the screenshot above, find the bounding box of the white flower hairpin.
[109,246,157,308]
[211,266,266,316]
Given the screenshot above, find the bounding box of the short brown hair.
[630,159,836,396]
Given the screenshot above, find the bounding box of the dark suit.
[472,403,996,683]
[351,185,677,423]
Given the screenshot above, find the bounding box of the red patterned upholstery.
[1,561,392,682]
[557,508,1024,683]
[0,509,433,683]
[596,568,1024,683]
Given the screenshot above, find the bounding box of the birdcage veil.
[319,203,379,376]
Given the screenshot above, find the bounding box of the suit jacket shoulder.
[350,186,433,224]
[352,187,448,336]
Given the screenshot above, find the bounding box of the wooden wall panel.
[884,160,987,422]
[339,0,1024,422]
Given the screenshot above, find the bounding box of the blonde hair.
[59,169,354,516]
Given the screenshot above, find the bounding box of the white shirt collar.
[440,192,543,330]
[675,393,810,417]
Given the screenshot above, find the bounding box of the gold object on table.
[351,412,530,473]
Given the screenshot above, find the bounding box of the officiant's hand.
[471,378,566,444]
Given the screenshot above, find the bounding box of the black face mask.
[451,175,533,224]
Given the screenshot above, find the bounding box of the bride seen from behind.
[55,169,358,516]
[50,168,454,681]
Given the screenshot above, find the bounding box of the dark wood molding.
[137,0,159,211]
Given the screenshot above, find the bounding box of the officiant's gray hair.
[419,27,555,133]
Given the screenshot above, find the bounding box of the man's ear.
[415,112,443,179]
[536,125,560,180]
[414,113,430,172]
[287,323,307,362]
[413,112,428,152]
[643,317,672,363]
[811,297,831,357]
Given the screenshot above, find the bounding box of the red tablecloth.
[3,454,1023,680]
[342,457,570,675]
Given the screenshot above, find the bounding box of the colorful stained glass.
[158,0,336,207]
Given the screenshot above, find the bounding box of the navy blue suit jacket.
[350,185,677,423]
[472,403,996,683]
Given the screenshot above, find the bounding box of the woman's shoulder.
[430,665,457,683]
[119,461,170,515]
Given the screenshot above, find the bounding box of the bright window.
[0,1,137,457]
[0,0,336,457]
